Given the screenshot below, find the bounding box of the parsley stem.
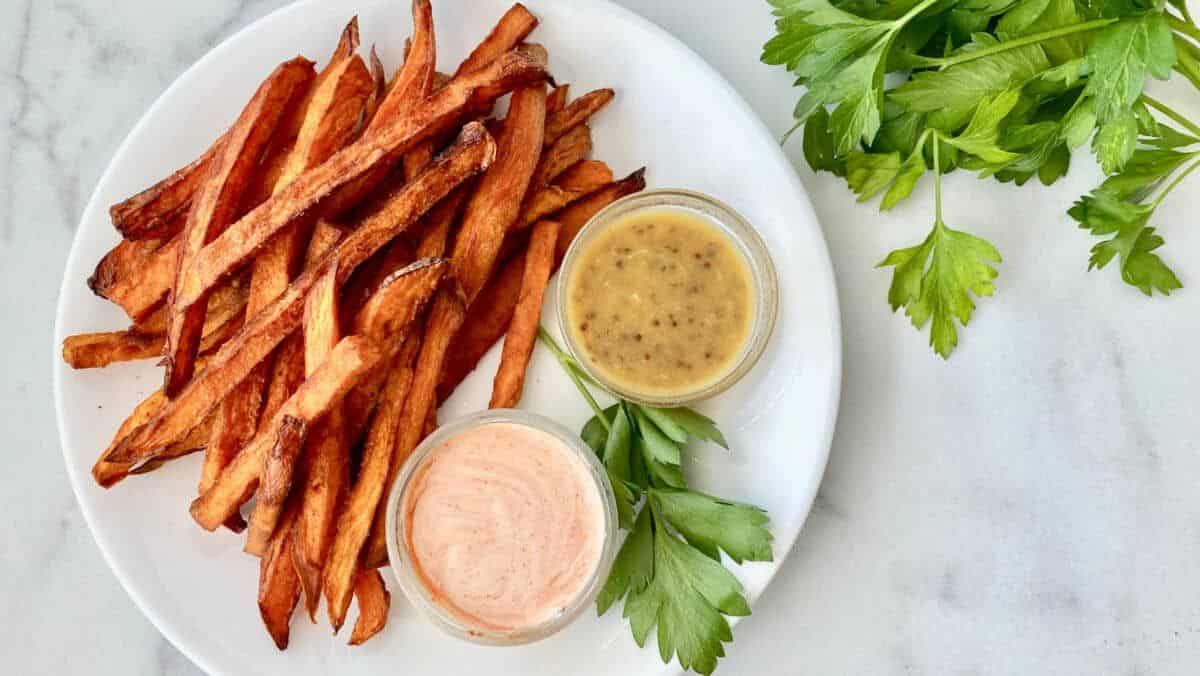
[537,326,612,432]
[1141,95,1200,138]
[932,133,943,224]
[1152,158,1200,210]
[1169,14,1200,44]
[926,19,1117,69]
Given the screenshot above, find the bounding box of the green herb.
[764,0,1200,356]
[538,328,773,675]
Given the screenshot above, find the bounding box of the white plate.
[52,1,841,674]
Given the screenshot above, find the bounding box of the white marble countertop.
[5,0,1200,673]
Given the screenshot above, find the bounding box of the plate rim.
[52,0,843,673]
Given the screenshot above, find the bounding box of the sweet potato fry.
[204,223,346,498]
[101,131,489,475]
[361,46,388,130]
[189,335,382,531]
[348,569,390,645]
[367,0,435,135]
[547,83,569,114]
[62,331,160,369]
[323,335,420,631]
[361,84,545,567]
[245,415,308,554]
[103,235,180,323]
[173,51,544,312]
[455,3,538,76]
[544,88,614,146]
[515,160,613,230]
[109,133,228,241]
[489,219,559,408]
[438,169,647,400]
[259,502,302,650]
[451,84,546,302]
[531,124,591,188]
[163,58,316,396]
[88,236,165,300]
[290,263,349,611]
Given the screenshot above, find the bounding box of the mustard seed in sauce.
[564,208,755,398]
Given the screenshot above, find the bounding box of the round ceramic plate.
[52,1,841,674]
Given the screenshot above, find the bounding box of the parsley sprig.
[765,0,1200,356]
[537,328,772,675]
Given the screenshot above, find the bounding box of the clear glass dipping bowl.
[556,189,778,407]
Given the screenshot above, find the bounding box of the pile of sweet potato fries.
[62,1,645,648]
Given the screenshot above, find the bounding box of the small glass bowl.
[385,409,618,646]
[556,188,778,407]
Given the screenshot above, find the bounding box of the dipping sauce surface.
[400,423,606,633]
[564,207,755,398]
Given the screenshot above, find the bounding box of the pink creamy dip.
[400,422,606,632]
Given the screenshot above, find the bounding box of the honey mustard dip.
[563,207,755,399]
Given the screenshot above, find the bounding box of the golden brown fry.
[531,123,591,188]
[451,84,547,302]
[245,415,308,555]
[515,160,613,230]
[163,58,316,396]
[547,83,569,114]
[323,335,420,631]
[109,133,228,241]
[348,568,390,645]
[361,84,546,567]
[290,263,348,613]
[367,0,435,135]
[544,88,614,146]
[100,130,490,476]
[361,46,388,130]
[88,236,165,300]
[258,502,302,650]
[104,234,180,323]
[455,3,538,76]
[189,335,382,531]
[62,331,161,369]
[174,50,544,312]
[439,169,647,401]
[489,219,559,408]
[203,223,346,498]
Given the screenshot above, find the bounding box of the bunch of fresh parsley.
[764,0,1200,356]
[538,328,773,675]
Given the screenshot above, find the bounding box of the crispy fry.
[531,124,591,188]
[439,169,647,400]
[103,234,180,323]
[361,46,388,129]
[455,3,538,76]
[361,84,545,567]
[174,51,543,312]
[245,415,308,555]
[451,84,547,302]
[348,568,390,645]
[367,0,435,135]
[63,331,160,369]
[258,502,302,650]
[189,335,382,530]
[515,160,613,230]
[205,223,345,498]
[163,58,316,396]
[100,131,490,476]
[489,219,559,408]
[290,263,349,612]
[323,335,420,631]
[88,236,165,300]
[544,88,614,146]
[547,83,569,114]
[109,133,228,241]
